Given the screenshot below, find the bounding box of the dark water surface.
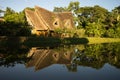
[0,42,120,80]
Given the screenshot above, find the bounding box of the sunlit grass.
[87,37,120,44]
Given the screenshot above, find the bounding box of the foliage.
[71,43,120,70]
[85,22,105,37]
[53,7,68,12]
[0,7,31,36]
[4,7,15,16]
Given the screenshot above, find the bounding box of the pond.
[0,42,120,80]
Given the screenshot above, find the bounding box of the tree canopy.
[0,7,31,36]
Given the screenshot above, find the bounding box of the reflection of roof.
[35,50,55,71]
[57,51,72,64]
[26,48,59,71]
[26,47,73,71]
[25,6,74,31]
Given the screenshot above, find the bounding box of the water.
[0,42,120,80]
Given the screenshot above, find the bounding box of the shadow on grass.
[62,38,89,45]
[0,36,89,47]
[23,37,89,47]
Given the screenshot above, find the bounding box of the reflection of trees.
[0,48,29,67]
[71,43,120,70]
[0,37,29,67]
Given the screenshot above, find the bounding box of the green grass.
[87,37,120,44]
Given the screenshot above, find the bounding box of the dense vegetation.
[0,1,120,37]
[69,43,120,71]
[0,7,31,36]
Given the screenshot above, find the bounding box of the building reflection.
[26,47,74,71]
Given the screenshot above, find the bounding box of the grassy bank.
[87,37,120,44]
[23,37,89,47]
[24,37,120,45]
[0,36,120,47]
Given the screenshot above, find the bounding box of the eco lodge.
[25,6,74,37]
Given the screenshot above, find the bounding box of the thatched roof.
[25,6,74,31]
[25,9,48,30]
[57,12,74,29]
[26,48,59,71]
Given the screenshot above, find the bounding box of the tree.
[79,5,108,27]
[4,7,15,17]
[85,22,105,37]
[103,6,120,38]
[77,5,108,37]
[1,7,31,36]
[78,6,93,28]
[53,7,68,12]
[92,5,108,23]
[67,1,81,29]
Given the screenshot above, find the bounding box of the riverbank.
[0,36,120,46]
[87,37,120,44]
[22,37,120,44]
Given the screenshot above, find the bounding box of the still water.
[0,43,120,80]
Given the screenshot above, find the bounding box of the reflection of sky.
[0,64,120,80]
[0,0,120,12]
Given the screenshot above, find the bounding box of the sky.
[0,0,120,12]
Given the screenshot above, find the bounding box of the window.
[53,19,59,27]
[54,21,58,25]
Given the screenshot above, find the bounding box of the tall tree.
[1,7,31,36]
[67,1,80,28]
[4,7,15,16]
[53,7,68,12]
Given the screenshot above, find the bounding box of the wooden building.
[25,6,74,36]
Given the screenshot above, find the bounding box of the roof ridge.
[35,6,52,30]
[35,5,52,13]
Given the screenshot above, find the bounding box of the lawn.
[87,37,120,44]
